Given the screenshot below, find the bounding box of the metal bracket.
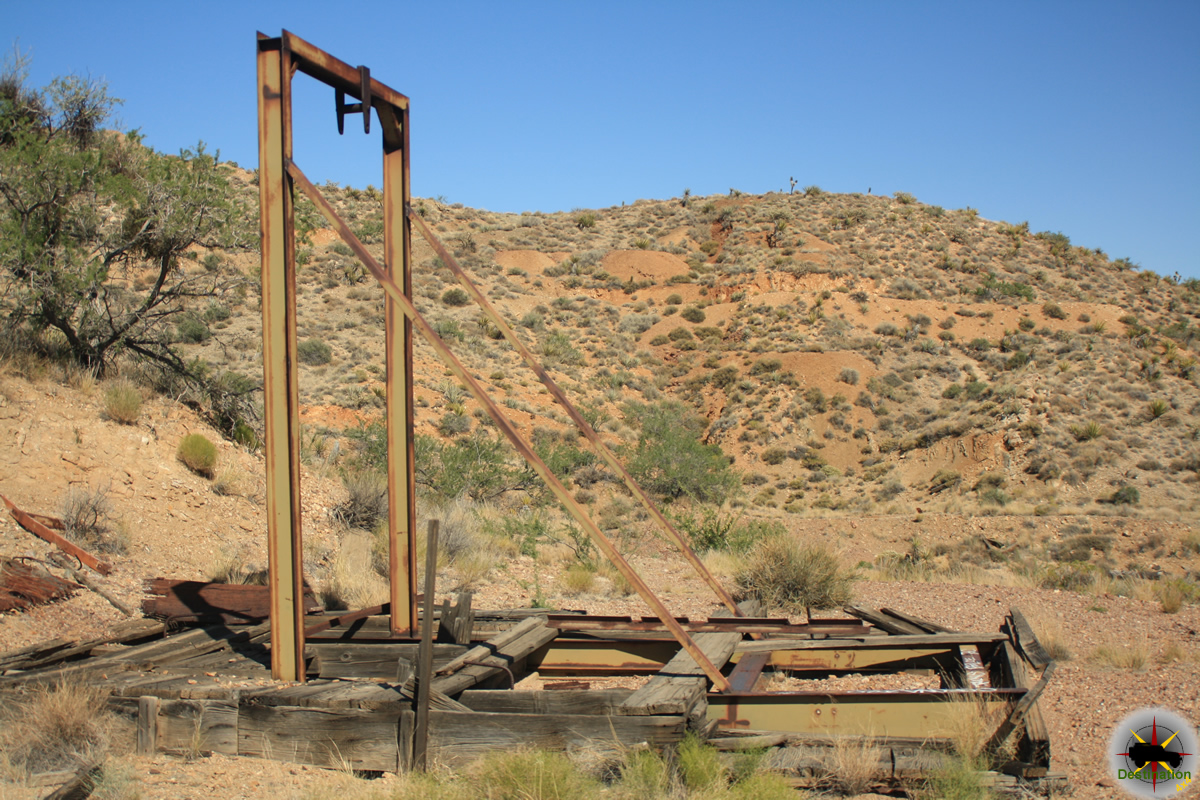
[335,65,372,134]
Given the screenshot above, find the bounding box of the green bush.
[297,338,332,365]
[736,536,855,613]
[441,287,471,306]
[103,380,142,424]
[575,212,597,229]
[680,306,706,323]
[1110,485,1140,505]
[178,433,218,476]
[672,508,782,554]
[665,293,683,305]
[176,315,211,343]
[1042,301,1068,320]
[623,401,740,504]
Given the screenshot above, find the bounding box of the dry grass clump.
[59,484,128,554]
[1021,609,1072,661]
[559,564,597,596]
[102,379,142,424]
[211,465,247,497]
[1089,641,1149,670]
[208,550,267,585]
[331,470,387,530]
[321,530,389,611]
[0,682,119,781]
[828,734,883,794]
[735,535,854,614]
[177,433,218,477]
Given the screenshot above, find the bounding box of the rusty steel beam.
[2,495,113,576]
[408,211,740,617]
[285,160,732,692]
[257,36,306,682]
[383,98,417,637]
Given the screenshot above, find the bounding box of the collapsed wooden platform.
[0,602,1064,792]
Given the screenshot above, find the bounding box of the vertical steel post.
[257,37,306,681]
[384,105,417,636]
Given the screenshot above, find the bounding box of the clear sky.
[6,1,1199,279]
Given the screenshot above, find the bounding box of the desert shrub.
[438,411,472,436]
[943,383,963,399]
[1018,317,1035,331]
[415,431,536,503]
[575,212,597,229]
[1110,485,1140,505]
[678,732,726,793]
[623,401,740,504]
[838,368,859,385]
[711,365,739,388]
[665,293,683,305]
[749,357,782,375]
[1148,399,1170,419]
[59,485,126,554]
[680,306,706,323]
[103,380,142,424]
[297,338,332,365]
[1069,421,1104,441]
[618,313,658,335]
[177,433,218,476]
[441,287,470,306]
[736,536,854,613]
[332,469,388,530]
[875,322,899,336]
[762,447,787,466]
[0,682,117,778]
[672,508,782,554]
[175,314,211,343]
[1042,301,1068,320]
[667,326,694,343]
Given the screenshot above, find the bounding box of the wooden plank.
[959,645,992,689]
[425,710,685,767]
[307,642,466,680]
[880,607,953,633]
[620,602,752,719]
[435,616,547,676]
[2,494,113,575]
[1007,608,1052,670]
[237,704,401,772]
[843,605,926,635]
[988,643,1053,766]
[735,632,1007,654]
[157,699,238,756]
[137,696,159,755]
[457,689,633,716]
[141,579,321,625]
[431,622,560,697]
[437,591,474,645]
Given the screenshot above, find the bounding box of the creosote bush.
[177,433,218,477]
[736,535,854,613]
[297,338,333,366]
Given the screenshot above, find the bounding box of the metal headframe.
[256,30,738,688]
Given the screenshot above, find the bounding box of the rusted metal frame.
[257,36,306,682]
[383,100,417,637]
[285,161,732,693]
[408,212,740,617]
[2,495,114,575]
[280,31,409,116]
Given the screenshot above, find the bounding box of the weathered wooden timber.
[142,579,322,625]
[0,601,1058,791]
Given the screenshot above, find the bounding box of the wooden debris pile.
[0,559,79,612]
[0,597,1063,793]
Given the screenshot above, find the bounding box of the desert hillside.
[2,176,1199,799]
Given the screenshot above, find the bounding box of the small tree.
[622,400,739,504]
[0,55,254,431]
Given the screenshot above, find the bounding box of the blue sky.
[6,1,1199,279]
